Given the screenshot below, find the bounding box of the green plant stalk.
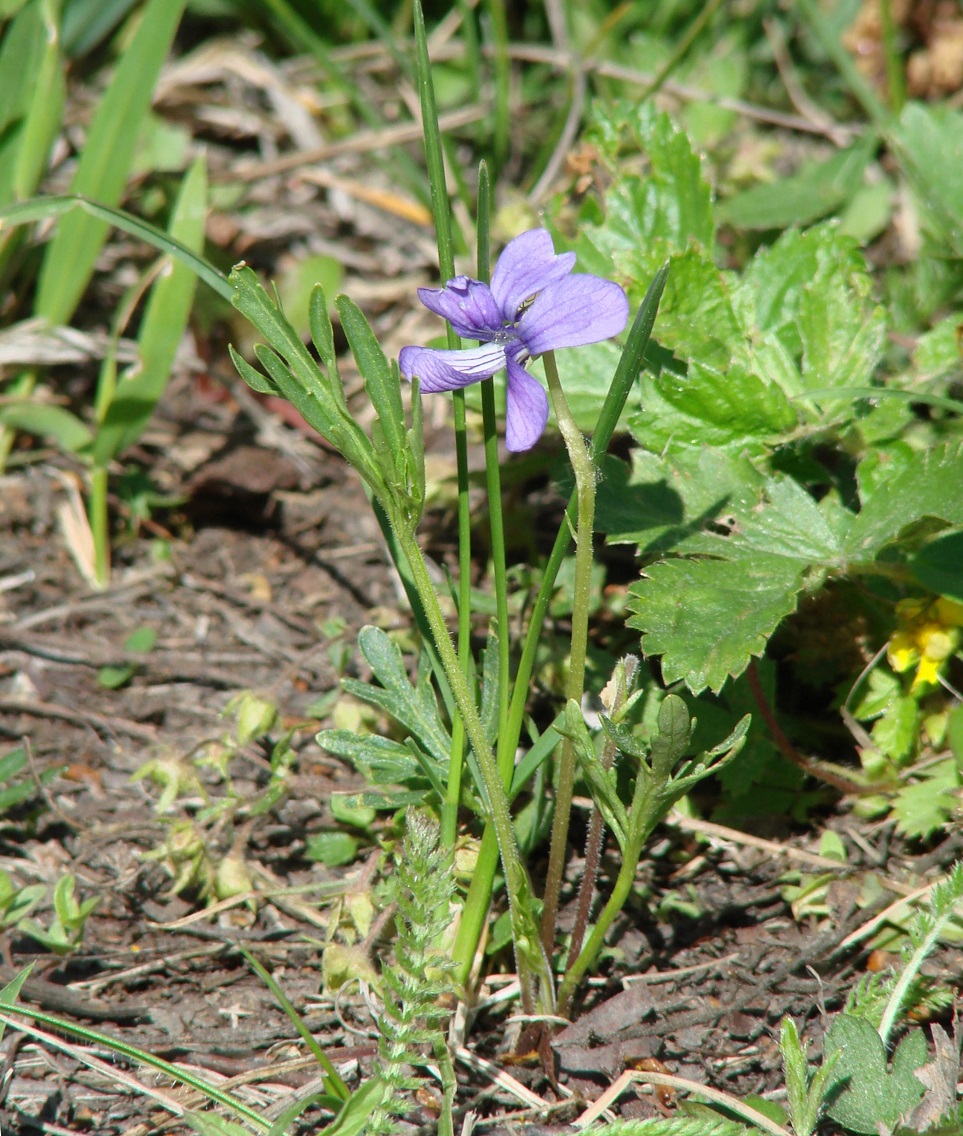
[241,947,350,1100]
[556,765,662,1010]
[795,0,890,129]
[89,466,109,590]
[636,0,726,102]
[442,386,473,850]
[484,0,510,169]
[878,0,905,114]
[395,525,553,1013]
[434,1036,456,1136]
[475,163,511,772]
[448,167,512,989]
[538,349,596,958]
[877,880,960,1047]
[411,0,474,849]
[451,265,668,984]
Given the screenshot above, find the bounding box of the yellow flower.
[887,596,963,691]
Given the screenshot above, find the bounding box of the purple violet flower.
[399,229,629,451]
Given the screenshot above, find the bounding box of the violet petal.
[504,356,550,451]
[417,277,503,340]
[517,274,629,355]
[398,343,506,392]
[491,229,576,320]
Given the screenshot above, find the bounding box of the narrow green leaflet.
[34,0,187,324]
[94,156,207,463]
[717,133,875,231]
[0,0,65,213]
[590,1118,756,1136]
[339,627,452,768]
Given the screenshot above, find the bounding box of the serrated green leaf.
[633,360,796,456]
[796,266,886,397]
[912,530,963,601]
[593,448,763,550]
[846,442,963,560]
[629,551,802,693]
[913,316,963,381]
[892,759,960,840]
[627,477,850,693]
[650,249,742,371]
[891,102,963,254]
[578,102,714,284]
[824,1015,926,1133]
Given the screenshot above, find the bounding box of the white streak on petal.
[398,344,506,392]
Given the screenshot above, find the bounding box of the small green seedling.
[17,874,98,955]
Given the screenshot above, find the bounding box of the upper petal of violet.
[490,229,576,320]
[417,277,504,340]
[516,273,629,355]
[399,343,506,392]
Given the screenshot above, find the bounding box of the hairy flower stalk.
[400,228,628,450]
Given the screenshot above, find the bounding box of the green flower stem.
[89,466,110,589]
[879,0,905,114]
[475,163,511,771]
[412,0,473,850]
[485,0,510,170]
[451,268,669,987]
[441,387,473,849]
[396,525,554,1013]
[539,350,597,957]
[635,0,726,102]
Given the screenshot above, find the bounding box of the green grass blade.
[0,0,65,208]
[793,386,963,416]
[0,963,33,1044]
[239,947,350,1101]
[0,1005,270,1129]
[0,399,91,451]
[34,0,187,323]
[93,155,207,463]
[0,194,231,300]
[60,0,138,57]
